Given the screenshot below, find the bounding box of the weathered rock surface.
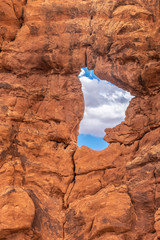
[0,0,159,239]
[0,187,35,238]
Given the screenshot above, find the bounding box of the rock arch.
[0,0,159,239]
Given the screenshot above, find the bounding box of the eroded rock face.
[0,187,35,238]
[0,0,159,239]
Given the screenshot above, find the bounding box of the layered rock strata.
[0,0,159,239]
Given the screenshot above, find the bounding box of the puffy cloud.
[78,68,133,137]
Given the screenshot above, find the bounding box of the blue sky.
[78,134,109,150]
[77,68,133,151]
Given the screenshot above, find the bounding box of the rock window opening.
[77,68,133,151]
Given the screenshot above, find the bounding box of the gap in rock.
[78,67,133,151]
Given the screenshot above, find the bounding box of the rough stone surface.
[0,0,159,239]
[0,187,35,238]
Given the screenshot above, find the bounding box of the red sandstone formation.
[0,0,160,239]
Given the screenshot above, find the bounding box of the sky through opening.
[78,68,133,150]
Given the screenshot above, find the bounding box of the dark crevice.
[63,222,65,240]
[89,12,93,37]
[85,50,87,67]
[72,154,76,179]
[12,163,16,186]
[49,137,70,146]
[26,189,43,231]
[3,188,16,196]
[10,0,26,42]
[63,180,74,208]
[11,0,19,21]
[10,36,16,42]
[105,38,113,54]
[127,187,137,215]
[0,82,12,89]
[138,74,146,88]
[89,218,95,233]
[0,36,4,53]
[135,141,140,152]
[27,189,61,237]
[0,123,28,184]
[63,150,77,208]
[19,7,25,28]
[67,152,76,204]
[76,166,116,176]
[153,167,158,209]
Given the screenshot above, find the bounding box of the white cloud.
[79,69,133,137]
[78,68,85,77]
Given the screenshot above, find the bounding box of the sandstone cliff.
[0,0,160,239]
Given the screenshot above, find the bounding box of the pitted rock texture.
[0,0,159,239]
[0,187,35,238]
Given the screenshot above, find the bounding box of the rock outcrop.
[0,0,159,239]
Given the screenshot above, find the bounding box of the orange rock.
[0,0,159,239]
[0,187,35,238]
[64,188,135,239]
